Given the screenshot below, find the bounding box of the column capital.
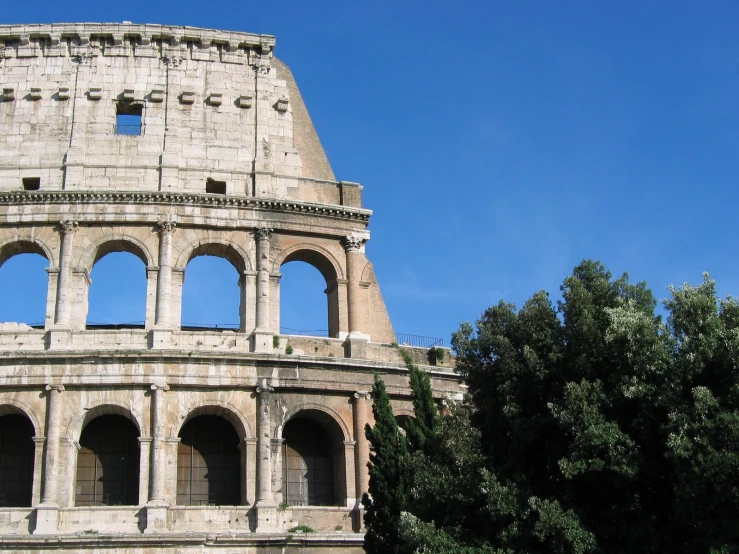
[255,227,273,241]
[33,436,46,444]
[58,220,78,235]
[343,235,365,252]
[353,391,370,400]
[157,220,177,235]
[256,386,274,394]
[45,384,65,392]
[150,383,170,392]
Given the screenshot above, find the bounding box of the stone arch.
[276,403,350,443]
[275,244,345,338]
[74,410,141,507]
[0,238,52,269]
[279,405,349,507]
[0,401,41,437]
[83,236,153,270]
[176,405,247,506]
[67,403,143,442]
[174,239,251,273]
[175,404,251,440]
[274,243,344,282]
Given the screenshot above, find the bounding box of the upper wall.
[0,23,355,205]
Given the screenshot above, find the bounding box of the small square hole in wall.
[116,103,143,135]
[22,177,40,191]
[206,178,227,195]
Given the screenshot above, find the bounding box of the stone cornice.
[0,191,372,223]
[0,23,275,56]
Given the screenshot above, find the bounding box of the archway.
[0,413,35,507]
[75,414,140,506]
[181,256,241,330]
[281,410,346,506]
[177,415,241,505]
[278,247,342,338]
[0,245,49,326]
[87,251,147,327]
[280,262,329,337]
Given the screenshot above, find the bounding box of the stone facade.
[0,23,463,553]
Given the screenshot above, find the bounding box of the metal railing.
[279,326,329,337]
[394,333,443,348]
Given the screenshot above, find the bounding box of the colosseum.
[0,22,463,553]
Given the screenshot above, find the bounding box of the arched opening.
[395,414,414,436]
[177,415,241,505]
[0,414,35,507]
[281,410,346,506]
[181,256,241,330]
[75,414,140,506]
[0,244,49,327]
[87,249,147,328]
[280,262,330,337]
[279,248,341,338]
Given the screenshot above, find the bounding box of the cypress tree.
[401,349,440,453]
[362,372,408,554]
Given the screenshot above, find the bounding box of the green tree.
[400,349,440,452]
[396,261,739,553]
[363,372,409,554]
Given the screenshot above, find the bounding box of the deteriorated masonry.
[0,23,464,554]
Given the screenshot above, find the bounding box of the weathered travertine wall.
[0,22,463,554]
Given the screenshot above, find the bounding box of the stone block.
[33,505,59,534]
[208,92,223,106]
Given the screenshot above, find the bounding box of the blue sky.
[2,2,738,344]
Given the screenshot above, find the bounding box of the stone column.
[149,383,169,504]
[245,437,258,507]
[35,384,64,534]
[353,392,370,506]
[53,221,77,327]
[138,437,153,506]
[255,384,279,530]
[145,383,169,533]
[155,221,176,326]
[32,437,45,506]
[344,236,369,357]
[253,229,274,353]
[151,221,176,348]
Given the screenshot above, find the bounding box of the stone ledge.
[0,191,372,222]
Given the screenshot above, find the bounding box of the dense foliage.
[364,260,739,553]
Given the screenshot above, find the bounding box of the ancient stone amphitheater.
[0,23,463,553]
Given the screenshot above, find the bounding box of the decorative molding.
[343,235,365,252]
[58,220,78,234]
[255,228,273,241]
[0,191,372,222]
[156,221,176,235]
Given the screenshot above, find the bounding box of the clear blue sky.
[2,2,738,345]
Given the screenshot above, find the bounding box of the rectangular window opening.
[116,103,143,136]
[22,177,40,191]
[206,178,227,195]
